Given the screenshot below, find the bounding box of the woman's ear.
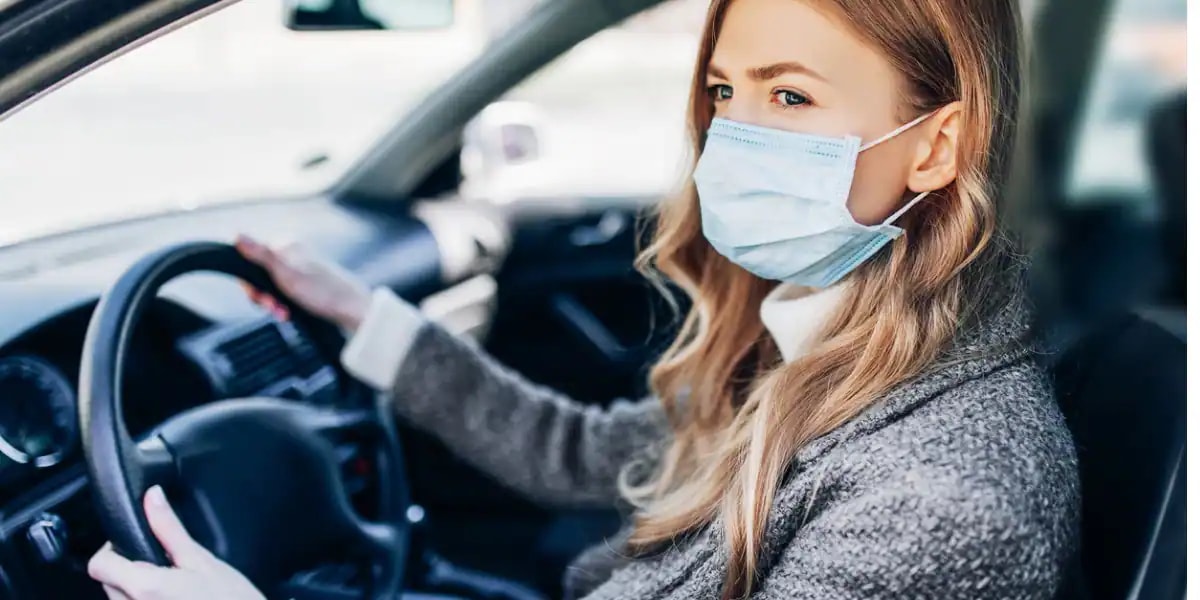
[907,101,963,193]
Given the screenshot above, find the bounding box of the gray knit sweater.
[380,294,1080,599]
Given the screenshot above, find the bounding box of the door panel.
[488,202,679,405]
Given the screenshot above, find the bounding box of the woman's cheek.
[846,149,912,225]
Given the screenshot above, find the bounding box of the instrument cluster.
[0,355,77,474]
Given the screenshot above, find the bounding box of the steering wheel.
[78,241,410,600]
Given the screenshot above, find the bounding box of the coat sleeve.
[752,468,1070,600]
[341,288,668,508]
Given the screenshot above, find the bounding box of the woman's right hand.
[235,235,372,333]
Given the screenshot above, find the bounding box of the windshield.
[0,0,532,244]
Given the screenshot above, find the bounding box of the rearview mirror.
[284,0,454,31]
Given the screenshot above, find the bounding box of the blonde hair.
[624,0,1026,598]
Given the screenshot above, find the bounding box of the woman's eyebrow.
[747,61,828,83]
[707,64,728,79]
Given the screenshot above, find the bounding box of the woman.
[88,0,1080,598]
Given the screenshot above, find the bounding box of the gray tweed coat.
[382,293,1080,599]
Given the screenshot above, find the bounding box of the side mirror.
[284,0,454,31]
[461,101,548,199]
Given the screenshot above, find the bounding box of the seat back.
[1054,310,1186,600]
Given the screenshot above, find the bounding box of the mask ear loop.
[860,112,936,153]
[864,111,938,227]
[883,190,932,226]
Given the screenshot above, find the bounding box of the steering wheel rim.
[79,241,409,599]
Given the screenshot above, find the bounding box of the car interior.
[0,0,1186,598]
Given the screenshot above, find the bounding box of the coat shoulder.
[775,360,1081,595]
[844,359,1078,513]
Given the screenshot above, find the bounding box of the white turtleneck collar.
[760,283,848,362]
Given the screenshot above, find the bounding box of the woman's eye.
[708,84,734,101]
[772,89,812,108]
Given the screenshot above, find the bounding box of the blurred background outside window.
[1065,0,1186,213]
[0,0,492,242]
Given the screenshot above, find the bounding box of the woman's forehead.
[710,0,889,85]
[713,0,842,65]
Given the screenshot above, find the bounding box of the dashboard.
[0,356,76,472]
[0,194,509,599]
[0,297,362,598]
[0,299,211,499]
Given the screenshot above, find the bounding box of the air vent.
[214,323,313,396]
[287,325,327,377]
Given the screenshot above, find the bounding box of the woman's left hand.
[87,485,266,600]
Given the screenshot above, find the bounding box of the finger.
[235,235,276,266]
[239,238,303,290]
[237,282,287,315]
[88,544,163,589]
[241,284,274,309]
[102,584,133,600]
[143,486,209,568]
[238,280,263,300]
[269,304,291,322]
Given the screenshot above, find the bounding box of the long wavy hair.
[623,0,1026,598]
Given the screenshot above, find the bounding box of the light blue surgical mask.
[693,114,933,288]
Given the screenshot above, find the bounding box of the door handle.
[549,293,639,368]
[568,211,629,247]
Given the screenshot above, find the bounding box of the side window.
[1064,0,1186,211]
[0,0,512,245]
[460,0,710,202]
